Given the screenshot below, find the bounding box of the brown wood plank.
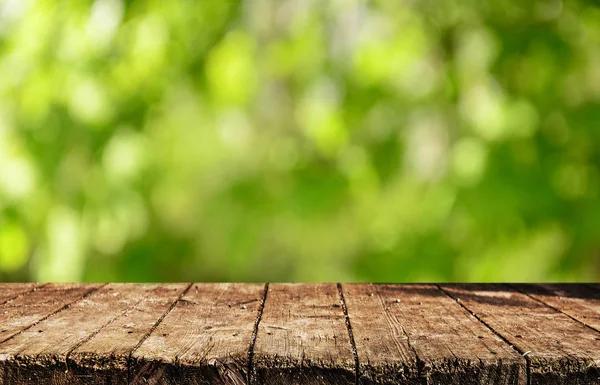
[340,283,419,385]
[441,284,600,385]
[512,284,600,333]
[0,283,101,344]
[0,283,40,305]
[130,283,265,385]
[252,283,355,385]
[69,283,190,385]
[0,283,177,385]
[342,284,526,385]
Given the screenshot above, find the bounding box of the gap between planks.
[248,283,269,385]
[437,285,532,385]
[337,283,360,385]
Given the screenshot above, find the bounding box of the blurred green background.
[0,0,599,283]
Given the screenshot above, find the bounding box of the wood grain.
[252,283,355,385]
[130,283,265,385]
[342,284,526,385]
[440,284,600,385]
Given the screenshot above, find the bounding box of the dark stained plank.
[130,283,266,385]
[0,283,177,385]
[0,283,40,305]
[252,283,355,385]
[0,283,101,344]
[342,284,526,385]
[441,284,600,385]
[512,284,600,332]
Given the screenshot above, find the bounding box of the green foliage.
[0,0,599,282]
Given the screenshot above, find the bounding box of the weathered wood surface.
[72,283,189,385]
[511,284,600,332]
[0,283,597,385]
[440,284,600,385]
[342,284,526,385]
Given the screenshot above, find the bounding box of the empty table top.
[0,283,598,384]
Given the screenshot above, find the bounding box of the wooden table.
[0,283,597,385]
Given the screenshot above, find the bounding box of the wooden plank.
[0,283,179,385]
[130,283,265,385]
[340,284,419,385]
[0,283,101,344]
[70,283,190,385]
[342,284,526,385]
[440,284,600,385]
[512,284,600,332]
[252,283,355,385]
[0,283,40,305]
